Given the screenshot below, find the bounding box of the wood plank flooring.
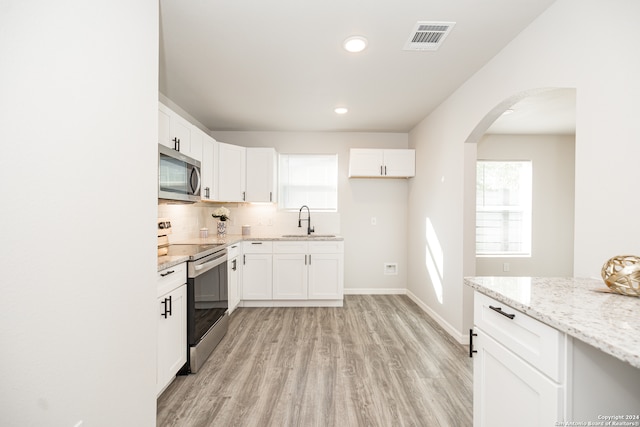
[157,295,472,427]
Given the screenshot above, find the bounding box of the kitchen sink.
[281,234,336,238]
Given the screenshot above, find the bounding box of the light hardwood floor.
[157,295,472,427]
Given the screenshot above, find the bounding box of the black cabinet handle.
[160,270,175,277]
[172,137,180,151]
[489,305,515,319]
[380,165,383,176]
[161,298,168,318]
[384,165,387,175]
[232,259,237,271]
[167,295,172,317]
[469,329,477,358]
[242,191,246,201]
[161,296,173,318]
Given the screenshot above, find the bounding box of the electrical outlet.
[384,263,398,275]
[503,262,510,272]
[371,217,377,226]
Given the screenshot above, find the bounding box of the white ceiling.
[159,0,558,133]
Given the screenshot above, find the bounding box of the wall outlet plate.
[384,263,398,275]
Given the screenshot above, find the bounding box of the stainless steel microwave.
[158,144,201,202]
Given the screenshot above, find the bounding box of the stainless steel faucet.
[298,205,314,235]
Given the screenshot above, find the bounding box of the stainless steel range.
[158,220,228,374]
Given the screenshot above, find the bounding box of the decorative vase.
[217,220,227,236]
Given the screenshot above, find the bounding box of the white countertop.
[158,233,343,271]
[465,276,640,369]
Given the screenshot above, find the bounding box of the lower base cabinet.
[242,240,344,306]
[472,291,564,427]
[473,329,562,427]
[157,277,187,396]
[156,263,187,396]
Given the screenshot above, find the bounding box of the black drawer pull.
[489,305,515,319]
[160,270,175,277]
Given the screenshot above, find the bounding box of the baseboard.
[406,289,467,345]
[344,288,407,295]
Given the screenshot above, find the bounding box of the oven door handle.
[194,253,227,275]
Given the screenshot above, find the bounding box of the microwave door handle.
[190,166,201,195]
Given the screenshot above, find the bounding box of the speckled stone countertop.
[465,276,640,369]
[158,233,343,271]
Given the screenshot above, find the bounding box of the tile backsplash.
[158,202,340,242]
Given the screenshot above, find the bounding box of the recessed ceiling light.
[343,36,368,53]
[334,107,348,114]
[502,108,515,115]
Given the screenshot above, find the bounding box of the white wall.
[407,0,640,342]
[210,131,410,293]
[475,134,575,277]
[0,1,158,426]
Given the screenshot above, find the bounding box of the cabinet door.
[187,126,203,162]
[201,135,217,200]
[242,253,272,300]
[473,328,562,427]
[227,256,240,313]
[218,142,246,202]
[158,103,173,149]
[349,149,384,177]
[383,149,415,177]
[246,147,277,203]
[308,253,343,299]
[157,284,187,396]
[273,253,308,299]
[170,113,192,156]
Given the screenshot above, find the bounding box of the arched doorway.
[463,88,576,278]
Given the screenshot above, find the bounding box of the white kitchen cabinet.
[241,241,272,300]
[272,241,344,301]
[273,253,308,299]
[245,147,277,203]
[308,251,344,300]
[227,243,241,313]
[217,142,246,202]
[348,148,415,178]
[201,133,218,201]
[157,263,187,397]
[471,291,565,427]
[158,102,201,161]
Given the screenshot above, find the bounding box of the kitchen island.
[465,276,640,426]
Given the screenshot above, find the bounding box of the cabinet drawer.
[226,242,241,258]
[273,241,308,253]
[157,262,187,297]
[309,241,344,254]
[243,241,273,253]
[474,291,564,382]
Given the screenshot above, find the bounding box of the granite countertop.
[158,233,343,271]
[465,276,640,369]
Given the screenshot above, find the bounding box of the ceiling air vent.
[403,21,456,51]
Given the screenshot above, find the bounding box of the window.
[476,161,532,256]
[278,154,338,211]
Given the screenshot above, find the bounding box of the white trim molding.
[406,290,468,345]
[344,288,407,295]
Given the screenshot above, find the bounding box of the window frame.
[277,153,339,212]
[476,160,532,258]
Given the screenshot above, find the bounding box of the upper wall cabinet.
[246,147,277,203]
[158,102,202,162]
[217,142,246,202]
[200,131,218,201]
[348,148,415,178]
